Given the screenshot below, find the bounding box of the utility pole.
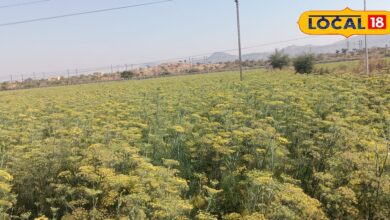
[235,0,243,81]
[67,69,70,85]
[364,0,370,75]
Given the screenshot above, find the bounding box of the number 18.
[368,15,386,29]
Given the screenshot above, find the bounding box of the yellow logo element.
[298,8,390,37]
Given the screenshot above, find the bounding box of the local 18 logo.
[298,8,390,37]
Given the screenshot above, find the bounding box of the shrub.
[369,55,388,73]
[268,50,289,70]
[293,54,315,74]
[355,55,389,74]
[120,71,134,79]
[161,71,171,76]
[188,68,200,73]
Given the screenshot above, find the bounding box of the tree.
[268,50,289,70]
[341,48,348,55]
[293,54,315,74]
[120,71,134,80]
[0,82,8,91]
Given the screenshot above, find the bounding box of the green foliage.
[268,50,289,69]
[293,54,315,74]
[120,71,134,80]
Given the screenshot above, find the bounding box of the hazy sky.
[1,0,390,79]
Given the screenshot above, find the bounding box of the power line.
[231,37,314,53]
[0,36,318,82]
[179,36,316,59]
[70,36,319,75]
[0,0,50,9]
[0,0,172,27]
[363,0,370,75]
[2,36,317,81]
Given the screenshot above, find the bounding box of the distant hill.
[207,52,237,63]
[207,35,390,63]
[283,35,390,56]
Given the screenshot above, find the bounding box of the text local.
[309,16,366,30]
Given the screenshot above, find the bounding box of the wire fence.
[0,58,266,91]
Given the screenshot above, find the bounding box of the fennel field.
[0,70,389,219]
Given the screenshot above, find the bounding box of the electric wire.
[0,0,172,27]
[2,36,317,81]
[0,0,50,9]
